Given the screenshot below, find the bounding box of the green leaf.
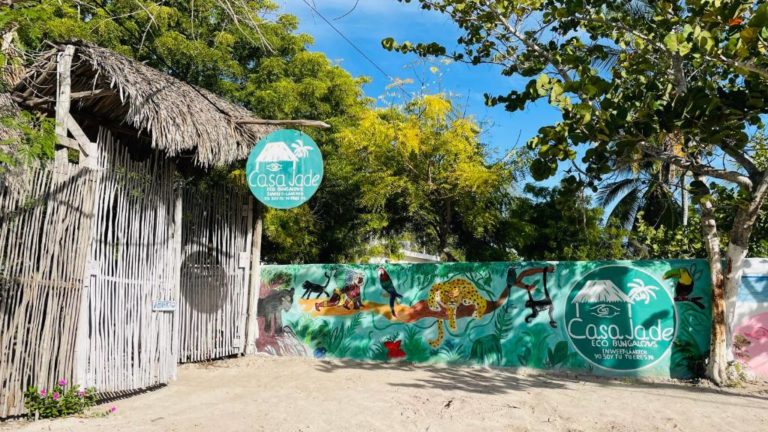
[530,158,555,180]
[750,4,768,28]
[381,37,395,50]
[664,32,679,52]
[741,27,758,44]
[536,74,551,96]
[678,41,693,56]
[697,31,714,52]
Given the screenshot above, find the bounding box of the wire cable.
[299,0,412,98]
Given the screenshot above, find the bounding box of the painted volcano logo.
[564,266,677,371]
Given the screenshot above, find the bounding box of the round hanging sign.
[245,129,324,209]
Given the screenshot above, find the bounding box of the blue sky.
[275,0,564,179]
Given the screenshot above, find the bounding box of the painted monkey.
[341,271,365,310]
[511,266,557,328]
[258,288,295,335]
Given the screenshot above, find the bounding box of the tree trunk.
[723,173,768,362]
[245,200,263,355]
[697,173,727,385]
[723,243,747,364]
[681,172,688,226]
[440,198,454,261]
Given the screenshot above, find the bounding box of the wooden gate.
[0,157,97,417]
[178,184,252,362]
[80,130,181,393]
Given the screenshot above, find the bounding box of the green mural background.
[256,261,711,379]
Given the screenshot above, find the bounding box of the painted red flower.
[383,340,406,359]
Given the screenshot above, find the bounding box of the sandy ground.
[3,356,768,432]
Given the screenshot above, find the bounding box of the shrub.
[24,379,97,419]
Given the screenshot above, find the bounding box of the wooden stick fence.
[81,129,179,394]
[1,127,259,417]
[178,183,252,362]
[0,156,98,418]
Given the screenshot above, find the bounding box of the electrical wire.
[298,0,412,99]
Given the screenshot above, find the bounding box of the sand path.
[4,356,768,432]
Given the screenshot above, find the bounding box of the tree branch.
[481,0,574,84]
[639,145,753,190]
[234,118,330,129]
[721,143,760,179]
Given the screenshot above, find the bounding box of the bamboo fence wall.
[178,184,252,362]
[0,128,257,417]
[80,130,180,394]
[0,155,98,418]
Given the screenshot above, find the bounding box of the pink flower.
[52,392,60,401]
[39,389,47,397]
[77,390,85,398]
[58,378,67,387]
[109,406,117,414]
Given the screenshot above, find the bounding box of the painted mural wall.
[257,261,712,379]
[733,258,768,377]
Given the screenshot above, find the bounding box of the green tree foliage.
[596,159,683,230]
[625,183,768,259]
[2,0,373,262]
[385,0,768,186]
[334,94,514,261]
[628,211,707,259]
[512,183,626,260]
[2,0,369,124]
[0,110,56,171]
[712,184,768,257]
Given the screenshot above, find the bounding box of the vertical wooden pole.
[55,45,74,143]
[171,187,183,378]
[244,199,263,355]
[61,44,89,390]
[74,264,93,388]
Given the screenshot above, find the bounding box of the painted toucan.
[663,267,705,309]
[663,267,694,298]
[377,267,403,317]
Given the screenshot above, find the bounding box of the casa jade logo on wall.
[564,265,677,371]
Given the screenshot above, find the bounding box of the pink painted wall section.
[733,258,768,376]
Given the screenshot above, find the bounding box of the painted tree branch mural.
[298,277,512,323]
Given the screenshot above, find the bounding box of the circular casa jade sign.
[564,265,677,372]
[245,129,323,209]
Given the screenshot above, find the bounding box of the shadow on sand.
[312,359,768,408]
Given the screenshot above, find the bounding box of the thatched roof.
[10,41,326,167]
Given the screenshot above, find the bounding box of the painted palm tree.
[291,139,313,158]
[628,278,659,305]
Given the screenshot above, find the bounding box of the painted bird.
[377,267,403,317]
[663,267,694,299]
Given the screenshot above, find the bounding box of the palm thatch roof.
[10,41,327,167]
